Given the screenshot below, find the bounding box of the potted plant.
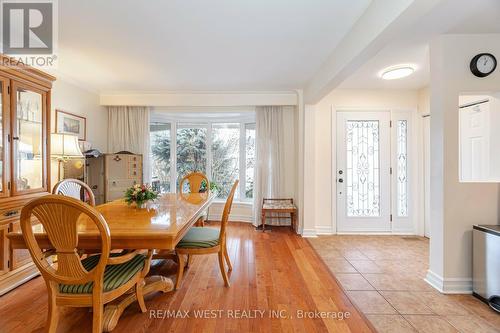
[199,180,220,196]
[124,184,158,209]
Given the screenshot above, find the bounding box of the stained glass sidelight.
[397,120,408,217]
[346,121,380,217]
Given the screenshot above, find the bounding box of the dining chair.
[174,180,238,289]
[179,171,210,194]
[53,178,96,207]
[20,195,153,333]
[180,172,210,226]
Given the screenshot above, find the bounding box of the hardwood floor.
[0,223,374,333]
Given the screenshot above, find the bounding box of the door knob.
[338,178,344,183]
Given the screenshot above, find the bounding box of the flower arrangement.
[124,184,158,208]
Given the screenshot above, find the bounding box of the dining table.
[7,192,214,332]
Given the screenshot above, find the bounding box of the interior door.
[423,116,431,238]
[336,111,391,232]
[459,101,489,181]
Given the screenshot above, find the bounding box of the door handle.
[338,178,344,183]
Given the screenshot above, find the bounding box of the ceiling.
[338,0,500,90]
[55,0,371,92]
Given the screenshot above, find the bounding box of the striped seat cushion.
[177,227,220,248]
[59,253,146,294]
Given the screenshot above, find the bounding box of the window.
[245,124,255,199]
[212,123,240,199]
[150,123,171,193]
[176,124,207,188]
[346,120,380,217]
[149,115,255,201]
[396,120,408,217]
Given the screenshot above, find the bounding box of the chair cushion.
[263,201,296,210]
[59,253,146,294]
[177,227,220,248]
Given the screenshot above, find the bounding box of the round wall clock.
[470,53,497,77]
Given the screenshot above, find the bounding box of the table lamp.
[51,133,84,180]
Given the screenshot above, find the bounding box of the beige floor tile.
[348,260,383,273]
[346,291,397,314]
[323,258,357,273]
[404,315,459,333]
[363,274,409,290]
[309,235,497,330]
[341,249,369,260]
[366,314,417,333]
[445,315,500,333]
[335,273,374,290]
[415,292,470,316]
[380,291,434,314]
[449,295,500,327]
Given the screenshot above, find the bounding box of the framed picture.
[55,110,86,141]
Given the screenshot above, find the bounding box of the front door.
[336,111,391,232]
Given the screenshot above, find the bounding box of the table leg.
[102,275,173,332]
[261,211,266,232]
[291,211,297,233]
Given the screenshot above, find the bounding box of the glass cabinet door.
[0,76,9,197]
[12,82,47,195]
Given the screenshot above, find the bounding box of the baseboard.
[316,226,335,235]
[301,228,318,237]
[336,231,415,235]
[0,264,40,296]
[208,214,253,223]
[425,270,473,294]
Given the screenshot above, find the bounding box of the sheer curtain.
[108,106,151,183]
[253,106,287,226]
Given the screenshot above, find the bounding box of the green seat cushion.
[59,253,146,294]
[177,227,220,248]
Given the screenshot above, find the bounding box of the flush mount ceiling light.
[380,66,415,80]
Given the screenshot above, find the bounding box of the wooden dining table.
[7,192,214,332]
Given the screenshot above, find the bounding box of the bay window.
[150,114,255,201]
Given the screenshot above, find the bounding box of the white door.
[423,116,431,238]
[336,112,391,232]
[459,102,490,181]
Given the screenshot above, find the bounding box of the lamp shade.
[51,133,83,158]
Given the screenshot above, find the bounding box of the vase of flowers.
[124,184,158,209]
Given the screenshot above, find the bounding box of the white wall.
[52,80,107,151]
[303,89,420,236]
[427,34,500,293]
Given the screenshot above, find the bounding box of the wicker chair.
[52,178,96,207]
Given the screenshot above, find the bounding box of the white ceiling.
[338,0,500,90]
[55,0,371,92]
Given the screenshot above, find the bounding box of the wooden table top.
[8,193,214,250]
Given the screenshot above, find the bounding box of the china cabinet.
[0,54,55,295]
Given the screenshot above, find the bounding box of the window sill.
[212,199,253,207]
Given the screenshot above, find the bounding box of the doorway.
[336,111,392,232]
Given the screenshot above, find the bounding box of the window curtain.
[108,106,151,183]
[253,106,288,227]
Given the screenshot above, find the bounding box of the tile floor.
[308,235,500,333]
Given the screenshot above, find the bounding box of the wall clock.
[470,53,497,77]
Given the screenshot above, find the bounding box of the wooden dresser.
[0,55,55,295]
[86,153,143,204]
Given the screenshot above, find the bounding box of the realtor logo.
[0,0,57,67]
